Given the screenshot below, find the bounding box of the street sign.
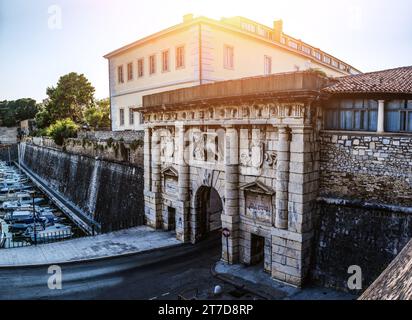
[222,228,230,238]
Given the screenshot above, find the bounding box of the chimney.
[183,14,194,23]
[273,19,283,42]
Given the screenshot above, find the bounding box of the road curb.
[0,242,185,269]
[210,262,272,300]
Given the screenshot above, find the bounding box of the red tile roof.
[324,66,412,94]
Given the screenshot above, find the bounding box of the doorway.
[168,207,176,232]
[195,186,223,241]
[250,234,265,265]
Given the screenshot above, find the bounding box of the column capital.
[174,121,185,129]
[274,125,290,133]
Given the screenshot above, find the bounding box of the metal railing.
[0,230,82,250]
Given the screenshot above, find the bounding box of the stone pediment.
[240,181,275,195]
[161,166,178,178]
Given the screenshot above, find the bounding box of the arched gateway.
[194,186,223,242]
[140,72,327,287]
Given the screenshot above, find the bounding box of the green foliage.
[129,139,143,151]
[42,72,95,126]
[46,118,79,146]
[0,98,38,127]
[107,137,114,148]
[34,128,48,137]
[305,68,327,77]
[119,142,128,161]
[35,102,53,129]
[84,98,111,130]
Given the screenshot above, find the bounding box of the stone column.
[147,129,162,228]
[222,126,240,264]
[143,127,152,192]
[271,125,317,287]
[176,124,190,242]
[275,126,290,229]
[377,100,385,133]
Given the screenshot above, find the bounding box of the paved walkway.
[214,261,357,300]
[0,226,181,267]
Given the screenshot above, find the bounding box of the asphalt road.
[0,233,245,300]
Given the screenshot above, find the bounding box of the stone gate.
[139,71,329,286]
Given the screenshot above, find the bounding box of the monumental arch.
[139,71,329,286]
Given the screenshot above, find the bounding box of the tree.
[0,98,38,127]
[35,102,53,129]
[46,118,79,146]
[84,98,111,130]
[45,72,95,124]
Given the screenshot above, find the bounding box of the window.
[339,63,347,71]
[257,27,271,39]
[119,108,125,126]
[288,40,298,50]
[149,55,156,75]
[324,99,378,131]
[117,65,124,84]
[301,45,311,55]
[280,37,286,44]
[162,50,170,72]
[176,46,185,69]
[323,56,331,64]
[138,58,144,77]
[129,108,134,125]
[241,22,256,33]
[264,56,272,75]
[385,100,412,132]
[127,62,133,81]
[332,60,339,68]
[313,51,321,60]
[224,45,234,69]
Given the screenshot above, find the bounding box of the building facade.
[105,14,360,132]
[139,67,412,288]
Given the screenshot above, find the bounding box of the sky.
[0,0,411,102]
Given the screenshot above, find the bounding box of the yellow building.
[104,14,360,131]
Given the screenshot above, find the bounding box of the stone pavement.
[0,226,181,267]
[214,261,357,300]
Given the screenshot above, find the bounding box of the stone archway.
[194,186,223,242]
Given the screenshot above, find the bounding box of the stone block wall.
[20,143,145,233]
[319,131,412,206]
[312,203,412,292]
[64,137,144,166]
[0,127,18,144]
[312,131,412,292]
[77,130,144,142]
[0,144,18,162]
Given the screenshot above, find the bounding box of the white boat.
[23,224,73,242]
[2,197,45,210]
[0,191,34,202]
[4,209,58,224]
[0,184,33,194]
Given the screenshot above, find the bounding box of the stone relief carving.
[240,138,264,168]
[264,152,277,167]
[144,102,308,124]
[192,132,205,161]
[164,135,175,160]
[160,130,175,162]
[202,169,213,187]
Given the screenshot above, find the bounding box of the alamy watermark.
[48,5,62,30]
[347,265,362,290]
[47,265,63,290]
